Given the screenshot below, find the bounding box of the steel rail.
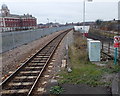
[27,29,70,96]
[102,46,120,61]
[1,29,72,96]
[1,29,68,86]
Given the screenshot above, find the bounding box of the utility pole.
[83,0,93,38]
[47,18,49,28]
[108,30,110,54]
[83,0,85,37]
[118,21,120,64]
[118,1,120,64]
[55,19,56,31]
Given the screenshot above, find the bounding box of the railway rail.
[102,46,120,61]
[1,28,72,96]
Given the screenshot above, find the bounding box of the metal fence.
[1,26,73,53]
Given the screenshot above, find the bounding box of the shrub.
[50,86,64,95]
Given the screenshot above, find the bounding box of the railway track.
[1,29,72,96]
[102,46,120,61]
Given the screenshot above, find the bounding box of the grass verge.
[58,32,120,87]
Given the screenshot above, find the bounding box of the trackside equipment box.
[87,38,93,52]
[89,40,101,61]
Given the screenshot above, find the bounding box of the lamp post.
[55,19,57,32]
[47,18,49,28]
[83,0,85,36]
[83,0,93,37]
[118,1,120,64]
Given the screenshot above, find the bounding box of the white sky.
[0,0,120,24]
[1,0,119,2]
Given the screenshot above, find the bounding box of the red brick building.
[0,4,37,32]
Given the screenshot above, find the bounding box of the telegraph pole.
[118,1,120,64]
[83,0,93,38]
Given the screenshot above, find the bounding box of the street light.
[83,0,93,37]
[118,1,120,64]
[55,19,57,32]
[47,18,49,28]
[55,19,56,27]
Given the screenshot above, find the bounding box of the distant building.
[37,22,60,29]
[0,4,37,32]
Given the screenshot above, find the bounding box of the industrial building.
[0,4,37,32]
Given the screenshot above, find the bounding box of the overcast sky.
[0,0,120,24]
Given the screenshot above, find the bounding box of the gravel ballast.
[1,30,65,80]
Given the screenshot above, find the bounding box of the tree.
[95,19,103,25]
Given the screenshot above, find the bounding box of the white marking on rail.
[38,54,49,56]
[2,89,29,94]
[9,71,14,74]
[42,81,47,85]
[2,77,5,80]
[20,71,39,74]
[48,70,52,72]
[31,61,46,63]
[9,82,33,86]
[37,87,45,92]
[40,60,47,62]
[15,76,37,79]
[29,63,45,65]
[48,66,53,68]
[34,58,47,61]
[54,53,57,55]
[50,62,53,65]
[17,89,29,93]
[36,56,49,58]
[44,75,49,78]
[25,67,42,69]
[40,58,48,60]
[52,59,55,62]
[61,60,66,68]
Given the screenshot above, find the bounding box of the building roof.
[0,4,36,19]
[2,4,8,10]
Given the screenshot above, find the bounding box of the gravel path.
[51,29,74,75]
[1,30,65,80]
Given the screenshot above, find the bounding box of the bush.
[50,86,64,95]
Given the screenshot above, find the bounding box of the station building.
[0,4,37,32]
